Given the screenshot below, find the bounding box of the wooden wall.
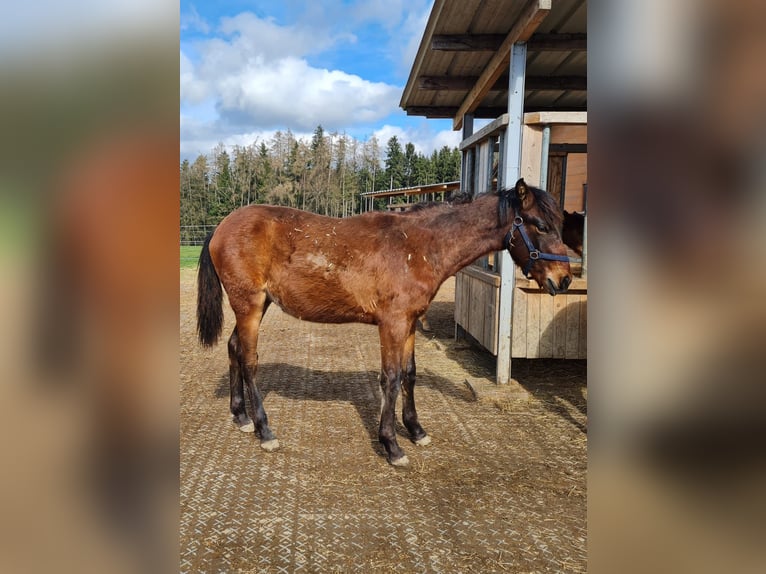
[454,266,500,354]
[511,271,587,359]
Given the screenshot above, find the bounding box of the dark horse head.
[562,210,585,256]
[500,178,572,295]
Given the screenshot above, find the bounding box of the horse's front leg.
[377,320,413,466]
[401,329,431,446]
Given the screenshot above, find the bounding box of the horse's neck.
[425,194,508,280]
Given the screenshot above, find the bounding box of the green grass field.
[180,245,201,269]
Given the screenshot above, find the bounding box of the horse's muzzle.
[546,275,572,296]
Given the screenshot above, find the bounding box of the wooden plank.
[419,75,586,92]
[453,0,552,131]
[525,290,541,358]
[520,124,542,185]
[489,284,500,355]
[431,34,506,51]
[565,295,582,358]
[469,277,485,346]
[432,32,586,52]
[406,106,508,119]
[552,291,568,358]
[527,33,587,52]
[547,154,564,204]
[578,296,587,358]
[482,281,498,354]
[512,286,527,358]
[455,272,467,329]
[479,140,495,194]
[538,292,554,358]
[459,114,509,150]
[460,265,502,286]
[551,124,588,144]
[524,111,587,125]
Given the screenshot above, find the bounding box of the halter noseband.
[502,212,570,278]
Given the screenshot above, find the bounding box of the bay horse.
[197,178,571,466]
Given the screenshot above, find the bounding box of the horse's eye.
[535,224,548,234]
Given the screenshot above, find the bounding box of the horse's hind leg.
[236,293,278,451]
[227,328,254,432]
[401,330,430,446]
[378,320,417,466]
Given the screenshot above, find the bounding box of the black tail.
[197,232,224,347]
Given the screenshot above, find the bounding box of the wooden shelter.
[400,0,587,383]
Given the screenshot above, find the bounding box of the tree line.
[180,125,461,235]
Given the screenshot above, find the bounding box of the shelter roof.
[400,0,587,130]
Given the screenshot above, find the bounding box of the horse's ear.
[514,178,533,210]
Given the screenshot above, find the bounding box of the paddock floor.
[180,269,587,573]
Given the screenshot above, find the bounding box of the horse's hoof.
[390,455,410,467]
[232,417,255,433]
[260,439,280,452]
[414,435,432,446]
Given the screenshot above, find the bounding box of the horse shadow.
[213,362,475,459]
[422,299,587,434]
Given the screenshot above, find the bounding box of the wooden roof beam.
[452,0,551,131]
[432,32,586,52]
[419,75,587,91]
[404,106,509,119]
[404,104,586,119]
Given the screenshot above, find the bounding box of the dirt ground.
[180,269,587,573]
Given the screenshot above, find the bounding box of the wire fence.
[180,225,218,246]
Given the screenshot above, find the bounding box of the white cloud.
[371,123,460,157]
[180,5,209,34]
[215,57,399,130]
[180,51,209,104]
[180,10,402,136]
[217,12,346,61]
[179,4,458,162]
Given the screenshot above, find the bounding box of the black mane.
[499,184,563,232]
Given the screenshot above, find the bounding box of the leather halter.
[502,212,570,278]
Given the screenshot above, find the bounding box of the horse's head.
[562,210,585,256]
[501,179,572,295]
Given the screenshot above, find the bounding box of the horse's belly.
[267,271,375,324]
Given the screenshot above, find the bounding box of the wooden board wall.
[454,267,501,355]
[511,271,587,359]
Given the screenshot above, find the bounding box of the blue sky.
[180,0,462,161]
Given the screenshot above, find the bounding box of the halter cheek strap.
[503,213,570,278]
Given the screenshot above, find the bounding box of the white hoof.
[232,417,255,432]
[414,435,432,446]
[238,421,255,433]
[260,439,280,452]
[390,455,410,467]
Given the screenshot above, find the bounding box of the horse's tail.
[197,231,224,347]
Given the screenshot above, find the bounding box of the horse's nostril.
[561,275,572,291]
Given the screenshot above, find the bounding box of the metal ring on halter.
[513,215,524,226]
[529,250,540,260]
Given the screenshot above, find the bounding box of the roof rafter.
[431,32,586,52]
[419,75,586,92]
[452,0,552,131]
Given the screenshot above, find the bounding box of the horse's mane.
[397,185,562,232]
[397,190,473,213]
[499,184,563,232]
